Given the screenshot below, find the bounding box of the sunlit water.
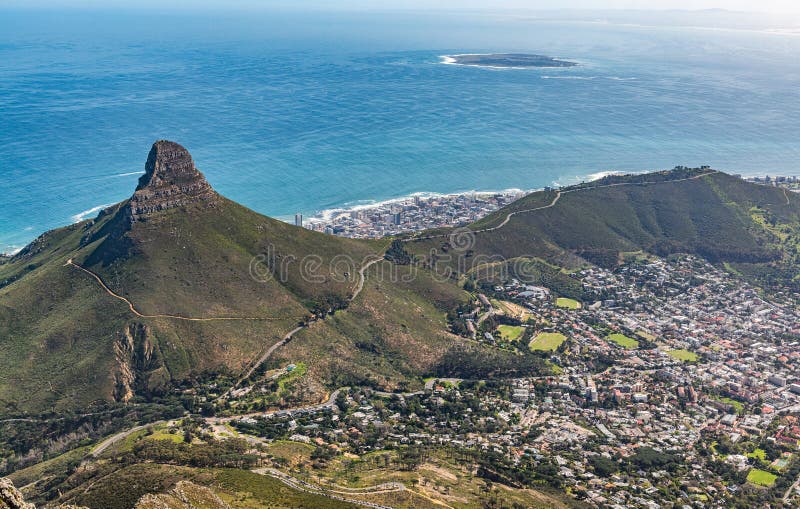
[1,9,799,252]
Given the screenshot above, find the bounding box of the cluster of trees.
[131,437,258,469]
[0,401,185,475]
[384,240,413,265]
[431,345,549,379]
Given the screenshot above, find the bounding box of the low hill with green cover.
[405,168,800,290]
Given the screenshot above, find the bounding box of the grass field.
[555,297,581,309]
[497,325,525,341]
[529,332,566,352]
[147,430,184,443]
[607,333,639,349]
[717,396,745,414]
[667,349,698,362]
[747,448,767,461]
[747,468,777,487]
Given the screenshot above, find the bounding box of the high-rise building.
[294,213,303,227]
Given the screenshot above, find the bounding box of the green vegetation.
[6,167,800,415]
[746,468,777,487]
[607,333,639,349]
[497,324,525,341]
[667,349,699,362]
[146,430,184,443]
[529,332,567,352]
[7,445,91,489]
[215,469,358,508]
[718,397,745,414]
[747,448,767,461]
[555,297,581,309]
[408,170,800,292]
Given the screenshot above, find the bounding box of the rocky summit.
[128,140,217,220]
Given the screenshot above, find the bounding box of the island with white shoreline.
[442,53,578,69]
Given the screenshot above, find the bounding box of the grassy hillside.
[5,159,796,417]
[275,261,471,392]
[0,142,477,415]
[405,170,800,290]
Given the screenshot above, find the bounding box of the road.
[226,254,384,396]
[88,420,166,458]
[213,388,345,423]
[783,470,800,503]
[238,325,306,383]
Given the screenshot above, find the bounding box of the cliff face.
[128,140,217,221]
[0,478,34,509]
[112,323,165,402]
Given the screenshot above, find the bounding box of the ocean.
[2,8,800,253]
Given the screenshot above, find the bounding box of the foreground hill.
[0,141,475,414]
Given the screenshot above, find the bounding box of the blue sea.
[2,8,800,253]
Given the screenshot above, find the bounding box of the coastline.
[0,170,661,255]
[299,188,530,225]
[3,167,795,256]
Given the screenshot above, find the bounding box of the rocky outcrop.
[113,323,163,402]
[1,477,221,509]
[0,478,34,509]
[134,482,231,509]
[127,140,217,221]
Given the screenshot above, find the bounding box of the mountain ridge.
[2,144,799,416]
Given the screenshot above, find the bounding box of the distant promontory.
[442,53,578,68]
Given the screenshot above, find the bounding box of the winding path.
[402,170,718,243]
[66,259,285,322]
[253,468,399,509]
[351,256,384,302]
[225,254,385,395]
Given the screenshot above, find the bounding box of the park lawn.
[747,468,777,487]
[667,349,698,362]
[147,428,184,443]
[555,297,581,309]
[608,333,639,349]
[747,448,767,461]
[717,396,745,414]
[497,324,525,341]
[529,332,567,352]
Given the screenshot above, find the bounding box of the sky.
[4,0,800,13]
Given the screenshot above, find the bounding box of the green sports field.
[529,332,566,351]
[747,468,777,487]
[497,324,525,341]
[555,297,581,309]
[607,333,638,349]
[667,349,698,362]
